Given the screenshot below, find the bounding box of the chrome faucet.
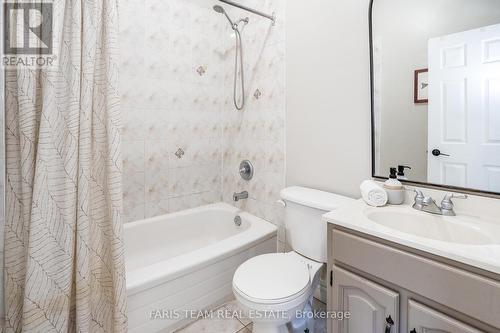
[233,191,248,202]
[412,189,467,216]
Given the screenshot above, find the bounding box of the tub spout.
[233,191,248,202]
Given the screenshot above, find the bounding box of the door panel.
[442,162,467,187]
[331,267,399,333]
[428,23,500,191]
[408,300,484,333]
[484,78,500,143]
[441,79,467,143]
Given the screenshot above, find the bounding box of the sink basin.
[365,210,496,245]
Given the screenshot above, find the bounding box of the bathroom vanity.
[324,201,500,333]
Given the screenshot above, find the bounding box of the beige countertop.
[323,200,500,276]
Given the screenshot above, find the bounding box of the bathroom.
[1,0,500,332]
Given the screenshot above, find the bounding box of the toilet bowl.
[232,186,355,333]
[233,252,323,333]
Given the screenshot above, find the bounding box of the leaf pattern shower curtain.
[3,0,127,332]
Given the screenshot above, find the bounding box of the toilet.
[232,186,355,333]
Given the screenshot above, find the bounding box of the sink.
[365,210,496,245]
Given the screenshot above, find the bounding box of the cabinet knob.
[385,315,394,333]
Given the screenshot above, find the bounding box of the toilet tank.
[280,186,355,263]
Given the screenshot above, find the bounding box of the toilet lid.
[233,254,310,302]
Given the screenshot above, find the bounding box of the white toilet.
[232,186,355,333]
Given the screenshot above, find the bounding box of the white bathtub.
[125,202,277,333]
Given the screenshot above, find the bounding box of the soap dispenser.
[397,165,411,180]
[384,168,405,205]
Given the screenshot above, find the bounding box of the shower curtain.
[3,0,127,332]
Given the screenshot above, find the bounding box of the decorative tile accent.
[253,88,262,99]
[196,65,206,76]
[175,148,185,159]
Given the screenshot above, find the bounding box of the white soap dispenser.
[384,168,405,205]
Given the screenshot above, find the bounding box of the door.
[428,23,500,192]
[408,300,484,333]
[331,266,399,333]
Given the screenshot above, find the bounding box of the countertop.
[323,200,500,276]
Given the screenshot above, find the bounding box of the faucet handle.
[413,189,424,203]
[411,189,426,210]
[441,193,467,214]
[443,193,468,201]
[442,193,467,206]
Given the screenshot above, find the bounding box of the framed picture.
[414,69,428,104]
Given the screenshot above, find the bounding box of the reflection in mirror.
[371,0,500,194]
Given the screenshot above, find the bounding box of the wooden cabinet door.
[408,300,484,333]
[331,266,399,333]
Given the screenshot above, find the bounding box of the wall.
[374,0,500,182]
[119,0,287,235]
[285,0,372,198]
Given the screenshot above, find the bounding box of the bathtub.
[125,202,277,333]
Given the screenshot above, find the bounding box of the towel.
[360,180,388,207]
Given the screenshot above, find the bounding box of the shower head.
[213,5,236,28]
[213,5,225,13]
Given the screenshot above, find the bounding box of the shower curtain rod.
[219,0,276,23]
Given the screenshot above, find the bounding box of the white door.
[408,300,484,333]
[428,23,500,192]
[331,267,399,333]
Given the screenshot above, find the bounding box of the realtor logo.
[3,1,54,67]
[4,2,53,54]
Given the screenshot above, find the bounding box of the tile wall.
[119,0,226,221]
[119,0,287,249]
[221,0,287,249]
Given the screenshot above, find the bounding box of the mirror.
[370,0,500,195]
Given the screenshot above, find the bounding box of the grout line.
[235,323,250,333]
[235,317,246,326]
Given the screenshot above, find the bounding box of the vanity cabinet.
[327,226,500,333]
[332,266,399,333]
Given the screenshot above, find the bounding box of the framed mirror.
[369,0,500,196]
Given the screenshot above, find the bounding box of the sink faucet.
[233,191,248,202]
[412,190,467,216]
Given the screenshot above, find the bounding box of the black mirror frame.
[368,0,500,198]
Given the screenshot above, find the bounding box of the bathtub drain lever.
[234,215,242,226]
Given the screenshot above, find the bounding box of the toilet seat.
[233,253,311,304]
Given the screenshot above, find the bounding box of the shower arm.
[219,0,275,24]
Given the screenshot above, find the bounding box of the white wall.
[285,0,372,198]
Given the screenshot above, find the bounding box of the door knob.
[431,149,450,157]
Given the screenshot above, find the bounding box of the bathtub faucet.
[233,191,248,202]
